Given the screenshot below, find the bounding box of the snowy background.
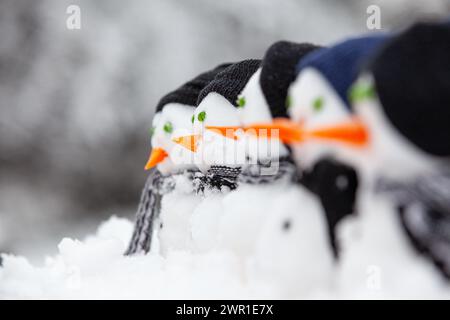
[1,0,450,298]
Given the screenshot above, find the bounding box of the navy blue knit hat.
[296,33,388,109]
[156,63,232,112]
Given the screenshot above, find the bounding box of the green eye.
[191,114,195,124]
[237,96,246,108]
[313,96,324,112]
[349,82,376,103]
[163,122,173,133]
[198,111,206,122]
[286,95,292,109]
[149,126,155,137]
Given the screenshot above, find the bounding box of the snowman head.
[348,22,450,180]
[281,36,387,167]
[173,60,261,170]
[192,92,244,170]
[193,42,320,166]
[288,68,350,129]
[288,35,387,127]
[144,63,231,173]
[281,22,450,181]
[238,41,321,125]
[146,103,197,174]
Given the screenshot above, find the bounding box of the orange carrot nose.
[306,117,369,147]
[205,126,241,140]
[172,134,201,152]
[243,118,304,143]
[244,117,369,147]
[144,147,168,170]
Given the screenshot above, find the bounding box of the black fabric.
[367,22,450,157]
[197,59,261,106]
[300,157,359,258]
[238,156,298,185]
[260,41,322,118]
[156,63,232,112]
[194,166,241,192]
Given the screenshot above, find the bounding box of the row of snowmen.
[127,20,450,298]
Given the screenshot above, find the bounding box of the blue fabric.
[296,33,389,108]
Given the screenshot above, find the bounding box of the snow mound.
[0,217,251,299]
[1,185,450,299]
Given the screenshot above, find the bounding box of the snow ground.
[1,182,449,299]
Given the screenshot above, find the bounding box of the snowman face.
[288,68,351,129]
[192,92,245,170]
[235,68,289,162]
[351,75,436,181]
[148,103,196,174]
[236,68,273,125]
[285,68,355,168]
[192,92,241,134]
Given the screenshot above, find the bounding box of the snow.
[1,181,449,299]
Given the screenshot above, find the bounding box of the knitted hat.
[366,22,450,157]
[296,33,388,108]
[197,59,261,106]
[260,41,322,118]
[156,63,232,112]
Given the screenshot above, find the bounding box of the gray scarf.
[125,158,297,255]
[376,172,450,279]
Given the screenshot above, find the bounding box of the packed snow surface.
[1,183,449,299]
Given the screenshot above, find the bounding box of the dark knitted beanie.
[197,59,261,106]
[156,63,232,112]
[367,22,450,157]
[297,34,388,109]
[260,41,322,118]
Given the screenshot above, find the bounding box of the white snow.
[1,181,449,299]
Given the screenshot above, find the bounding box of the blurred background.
[1,0,449,262]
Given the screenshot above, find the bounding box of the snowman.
[268,22,450,289]
[173,58,299,256]
[286,33,387,169]
[171,60,262,254]
[205,40,364,257]
[125,63,230,255]
[335,22,450,285]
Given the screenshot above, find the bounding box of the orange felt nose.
[144,147,168,170]
[172,134,201,152]
[306,117,369,147]
[213,117,369,147]
[205,126,240,140]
